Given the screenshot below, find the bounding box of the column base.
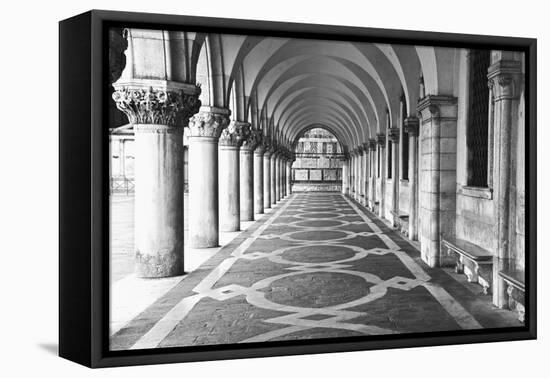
[135,249,184,278]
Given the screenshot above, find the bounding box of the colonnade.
[112,85,295,277]
[343,119,420,246]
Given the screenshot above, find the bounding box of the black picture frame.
[59,9,537,368]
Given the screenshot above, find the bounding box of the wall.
[384,179,393,220]
[399,180,410,214]
[455,50,496,252]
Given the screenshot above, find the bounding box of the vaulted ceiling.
[116,29,461,151]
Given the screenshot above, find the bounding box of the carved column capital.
[219,120,250,147]
[241,128,262,151]
[187,106,231,138]
[368,139,377,149]
[388,127,400,143]
[362,142,370,152]
[112,80,201,128]
[254,135,266,154]
[376,133,386,146]
[488,60,523,99]
[404,117,420,136]
[263,142,275,157]
[416,95,457,122]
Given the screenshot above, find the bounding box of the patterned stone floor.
[110,192,520,350]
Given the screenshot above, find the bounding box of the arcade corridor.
[110,192,519,350]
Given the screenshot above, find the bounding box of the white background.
[0,0,546,376]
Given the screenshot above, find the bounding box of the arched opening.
[292,127,345,192]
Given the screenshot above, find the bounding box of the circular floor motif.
[264,272,372,308]
[288,230,348,241]
[298,207,338,213]
[294,219,344,228]
[298,212,340,219]
[281,245,356,263]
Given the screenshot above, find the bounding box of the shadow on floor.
[38,343,58,356]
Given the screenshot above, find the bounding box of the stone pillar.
[368,139,377,209]
[342,159,349,195]
[362,144,369,206]
[376,134,386,218]
[353,150,360,201]
[281,156,286,198]
[488,59,522,307]
[350,153,354,197]
[275,154,282,202]
[417,96,457,267]
[270,152,277,204]
[286,159,292,195]
[219,121,249,231]
[240,127,258,221]
[187,106,231,248]
[254,142,265,214]
[404,117,419,240]
[263,148,272,209]
[389,127,400,226]
[357,147,364,204]
[112,82,201,276]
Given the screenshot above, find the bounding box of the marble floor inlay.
[110,192,521,350]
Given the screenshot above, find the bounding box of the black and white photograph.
[3,1,544,375]
[106,25,529,351]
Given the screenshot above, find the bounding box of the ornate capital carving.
[219,120,250,147]
[362,142,370,152]
[112,81,201,127]
[487,60,522,99]
[368,139,377,149]
[388,127,400,143]
[241,128,262,151]
[403,117,420,136]
[416,95,457,121]
[376,133,386,146]
[187,106,231,138]
[263,142,275,157]
[254,135,266,154]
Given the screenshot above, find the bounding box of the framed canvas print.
[59,10,537,368]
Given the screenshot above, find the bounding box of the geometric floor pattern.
[110,192,521,350]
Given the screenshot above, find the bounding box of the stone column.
[389,127,400,226]
[254,142,265,214]
[357,150,362,201]
[187,106,231,248]
[281,156,286,198]
[488,59,522,307]
[342,158,349,195]
[417,96,457,267]
[352,154,355,196]
[263,148,272,209]
[279,154,286,199]
[271,152,277,205]
[362,143,369,206]
[240,127,258,222]
[286,159,292,195]
[353,150,359,201]
[278,156,283,199]
[357,147,364,204]
[275,154,281,201]
[219,121,249,231]
[404,117,419,240]
[112,82,201,276]
[376,134,386,218]
[368,139,377,210]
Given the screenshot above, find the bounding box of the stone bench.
[441,237,493,294]
[499,267,525,323]
[391,210,409,237]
